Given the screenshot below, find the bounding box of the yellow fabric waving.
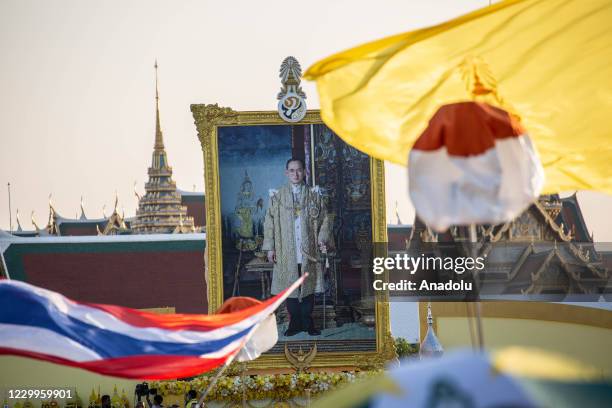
[492,347,607,382]
[305,0,612,194]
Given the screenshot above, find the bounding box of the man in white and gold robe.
[262,158,330,336]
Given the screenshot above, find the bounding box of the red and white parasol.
[409,101,544,232]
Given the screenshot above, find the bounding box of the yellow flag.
[305,0,612,194]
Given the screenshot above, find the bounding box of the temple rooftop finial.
[134,181,141,201]
[80,195,87,220]
[31,211,40,231]
[16,209,22,232]
[154,59,164,151]
[395,201,402,225]
[420,302,444,359]
[48,193,55,214]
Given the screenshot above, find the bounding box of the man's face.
[285,160,305,185]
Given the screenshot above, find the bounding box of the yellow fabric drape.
[305,0,612,194]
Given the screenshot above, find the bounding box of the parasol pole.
[465,303,477,350]
[469,224,484,350]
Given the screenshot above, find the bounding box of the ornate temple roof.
[557,193,592,242]
[408,195,609,297]
[7,191,204,238]
[97,205,130,235]
[10,211,40,237]
[130,62,196,234]
[6,63,205,238]
[44,196,111,236]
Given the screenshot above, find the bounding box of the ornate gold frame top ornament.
[277,56,307,123]
[190,104,395,371]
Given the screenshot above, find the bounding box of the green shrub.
[394,337,419,359]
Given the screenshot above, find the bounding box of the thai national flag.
[0,276,305,379]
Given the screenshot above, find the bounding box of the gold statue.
[234,170,258,251]
[284,343,317,373]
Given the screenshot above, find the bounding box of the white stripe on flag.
[0,323,250,362]
[2,280,294,344]
[0,323,102,361]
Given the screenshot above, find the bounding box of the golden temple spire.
[46,194,59,235]
[88,388,97,407]
[132,60,193,234]
[111,386,121,408]
[154,59,164,151]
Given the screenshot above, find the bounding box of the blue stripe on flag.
[0,283,251,358]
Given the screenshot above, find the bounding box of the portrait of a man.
[216,122,377,350]
[262,158,331,336]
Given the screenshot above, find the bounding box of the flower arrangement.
[151,370,379,403]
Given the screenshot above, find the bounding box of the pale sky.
[1,0,611,240]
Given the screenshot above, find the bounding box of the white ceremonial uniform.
[292,184,303,265]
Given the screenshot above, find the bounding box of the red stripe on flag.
[0,347,233,380]
[412,102,525,156]
[79,276,302,331]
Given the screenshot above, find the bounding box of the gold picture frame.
[191,104,395,370]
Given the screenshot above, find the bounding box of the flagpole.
[196,275,306,406]
[196,319,265,407]
[196,354,235,407]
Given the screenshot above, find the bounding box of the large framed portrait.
[192,105,394,370]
